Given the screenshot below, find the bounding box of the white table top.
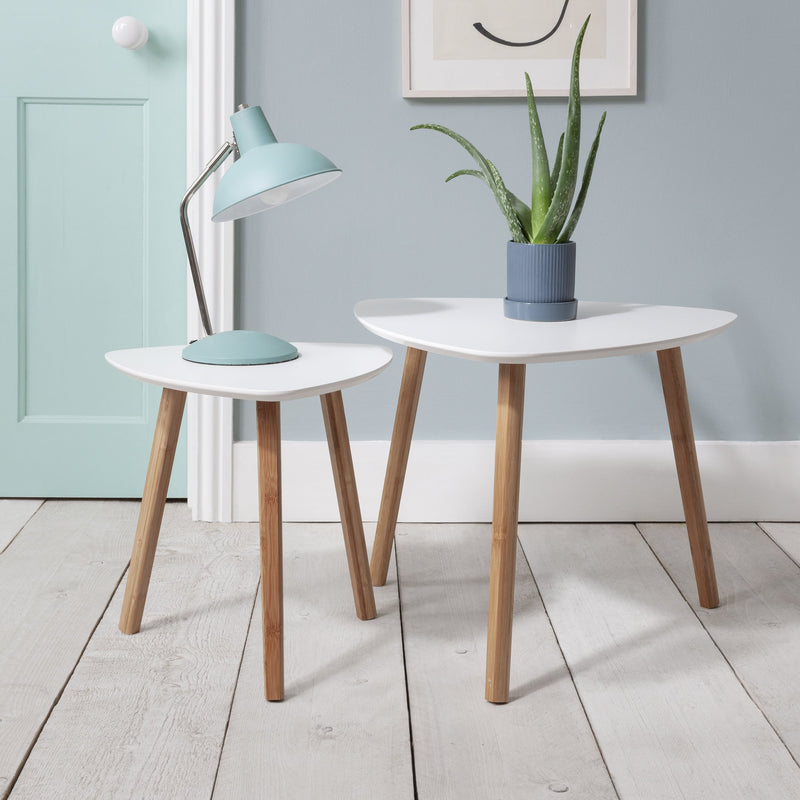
[106,343,393,401]
[354,299,736,364]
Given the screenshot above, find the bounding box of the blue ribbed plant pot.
[504,241,577,321]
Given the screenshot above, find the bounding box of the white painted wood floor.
[2,501,800,799]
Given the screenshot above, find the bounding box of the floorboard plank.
[518,523,800,800]
[0,500,43,553]
[0,500,137,798]
[760,522,800,566]
[9,504,260,800]
[213,523,414,800]
[397,523,617,800]
[640,522,800,765]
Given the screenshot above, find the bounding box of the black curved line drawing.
[473,0,571,47]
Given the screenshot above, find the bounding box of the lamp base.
[182,330,299,365]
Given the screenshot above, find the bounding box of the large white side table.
[355,298,737,704]
[106,343,392,701]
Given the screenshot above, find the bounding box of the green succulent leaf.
[533,15,590,243]
[412,123,498,191]
[509,192,534,242]
[485,157,528,242]
[550,133,565,201]
[447,168,533,241]
[445,168,485,183]
[557,112,606,243]
[526,72,551,236]
[412,123,527,242]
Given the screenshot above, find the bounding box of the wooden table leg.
[119,388,186,635]
[321,391,377,621]
[486,363,526,704]
[657,347,719,609]
[257,401,284,701]
[371,347,427,586]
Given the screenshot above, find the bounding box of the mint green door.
[0,3,187,497]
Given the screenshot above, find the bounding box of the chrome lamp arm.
[180,141,237,338]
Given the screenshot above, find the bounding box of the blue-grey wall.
[235,1,800,443]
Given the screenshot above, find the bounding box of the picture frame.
[402,0,637,98]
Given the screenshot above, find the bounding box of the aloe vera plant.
[412,16,606,245]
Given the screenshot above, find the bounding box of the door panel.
[1,3,187,496]
[22,100,145,421]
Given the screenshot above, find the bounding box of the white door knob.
[112,16,149,50]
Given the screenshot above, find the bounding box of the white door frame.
[186,0,236,521]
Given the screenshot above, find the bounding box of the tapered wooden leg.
[486,363,526,704]
[657,347,719,609]
[321,391,377,621]
[257,401,284,701]
[119,388,186,635]
[371,347,427,586]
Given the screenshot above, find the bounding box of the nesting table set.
[108,298,735,703]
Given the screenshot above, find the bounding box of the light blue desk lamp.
[181,104,341,365]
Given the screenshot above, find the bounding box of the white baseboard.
[229,440,800,523]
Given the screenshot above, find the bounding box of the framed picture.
[402,0,637,97]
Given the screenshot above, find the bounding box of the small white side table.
[106,342,392,701]
[355,298,737,704]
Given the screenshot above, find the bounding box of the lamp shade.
[211,105,341,223]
